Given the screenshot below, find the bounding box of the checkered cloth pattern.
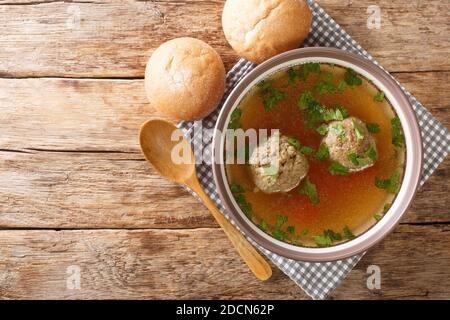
[178,0,450,299]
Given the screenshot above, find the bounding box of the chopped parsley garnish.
[331,123,345,137]
[336,104,350,119]
[298,91,327,128]
[336,80,347,92]
[300,146,314,155]
[299,176,320,205]
[314,72,346,95]
[374,91,385,102]
[231,184,252,218]
[316,124,329,136]
[263,164,279,176]
[286,136,314,156]
[258,80,288,112]
[344,68,363,86]
[347,153,370,167]
[375,171,401,193]
[352,118,365,140]
[367,123,380,134]
[297,62,321,81]
[383,203,391,214]
[234,193,252,218]
[287,67,297,84]
[228,108,242,129]
[301,229,309,236]
[315,143,329,161]
[271,215,289,240]
[315,80,337,95]
[272,229,286,241]
[391,115,405,148]
[230,183,245,194]
[323,108,345,122]
[314,229,343,247]
[275,215,288,229]
[259,220,268,231]
[286,63,321,85]
[286,136,301,151]
[343,226,355,240]
[298,91,350,128]
[328,162,349,175]
[287,226,295,234]
[366,146,377,161]
[374,214,382,221]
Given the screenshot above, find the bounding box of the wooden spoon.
[139,119,272,281]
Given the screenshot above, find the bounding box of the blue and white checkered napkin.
[178,0,450,299]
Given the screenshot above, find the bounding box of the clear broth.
[225,63,405,247]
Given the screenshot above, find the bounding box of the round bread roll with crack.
[145,37,226,121]
[222,0,312,64]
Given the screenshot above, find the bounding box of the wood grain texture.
[1,71,448,151]
[0,0,448,78]
[0,224,448,299]
[0,151,448,229]
[0,72,448,228]
[0,0,448,300]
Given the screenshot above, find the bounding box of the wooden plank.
[0,151,447,228]
[331,224,450,299]
[0,72,448,228]
[0,151,216,228]
[1,71,448,152]
[0,224,448,299]
[0,0,448,78]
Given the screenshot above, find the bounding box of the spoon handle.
[190,179,272,281]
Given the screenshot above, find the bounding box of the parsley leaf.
[230,183,245,194]
[347,153,370,167]
[374,91,385,102]
[344,68,363,86]
[375,171,401,193]
[391,115,405,148]
[315,80,336,95]
[352,118,365,140]
[258,80,288,112]
[230,184,252,217]
[314,229,343,247]
[366,146,377,161]
[299,176,320,205]
[234,193,252,218]
[315,143,329,161]
[367,123,380,134]
[287,63,321,85]
[316,124,329,136]
[343,226,355,240]
[300,146,314,155]
[259,220,268,231]
[297,62,321,81]
[328,162,349,175]
[275,215,288,229]
[314,72,346,95]
[287,226,295,235]
[286,136,301,151]
[374,214,382,221]
[272,229,286,241]
[228,108,242,129]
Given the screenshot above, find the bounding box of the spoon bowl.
[139,119,195,183]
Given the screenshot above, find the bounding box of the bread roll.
[145,37,226,121]
[222,0,312,64]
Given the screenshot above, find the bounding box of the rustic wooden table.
[0,0,448,300]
